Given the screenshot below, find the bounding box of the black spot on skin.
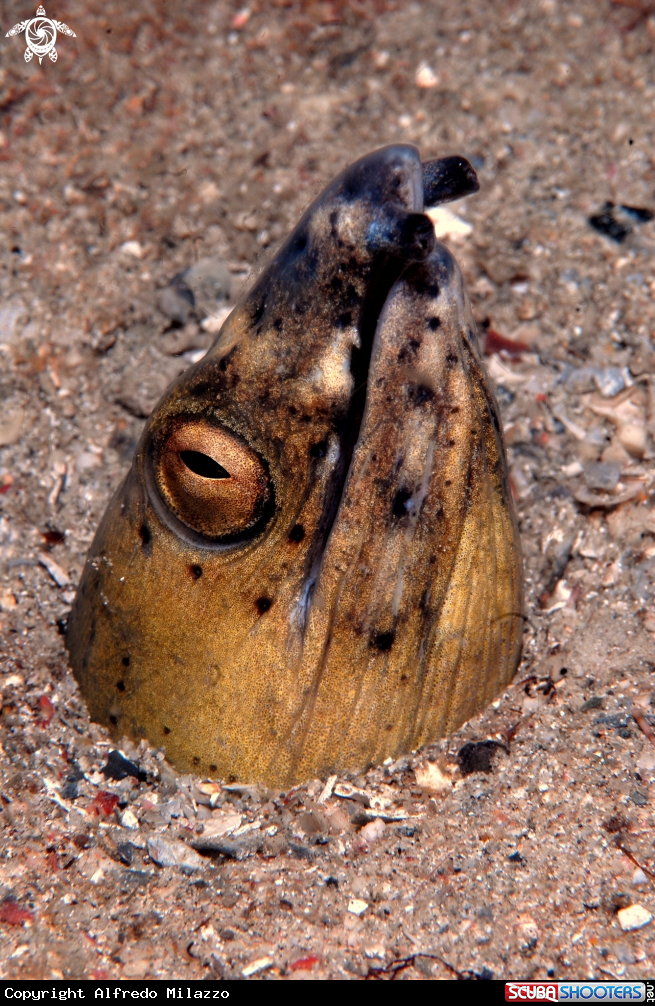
[139,524,152,555]
[290,230,308,258]
[189,381,210,397]
[116,680,125,692]
[163,726,170,735]
[288,404,298,415]
[372,630,395,652]
[446,353,458,366]
[252,299,266,326]
[190,565,203,580]
[209,764,217,772]
[288,524,305,543]
[451,406,460,414]
[444,479,452,486]
[428,316,441,330]
[310,441,327,458]
[109,714,118,726]
[413,277,440,297]
[255,596,273,615]
[273,317,283,331]
[448,438,456,447]
[122,656,130,667]
[409,383,434,406]
[192,757,200,767]
[392,487,413,518]
[218,345,238,372]
[338,311,352,328]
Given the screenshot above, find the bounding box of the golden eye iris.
[154,418,273,540]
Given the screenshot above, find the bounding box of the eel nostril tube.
[422,155,480,208]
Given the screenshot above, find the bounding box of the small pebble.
[147,835,204,873]
[242,956,273,978]
[583,461,620,493]
[120,809,139,829]
[359,818,386,844]
[38,553,71,588]
[594,367,625,398]
[347,899,368,916]
[157,284,194,324]
[427,206,473,240]
[0,589,17,611]
[617,904,652,931]
[101,749,147,782]
[516,916,539,952]
[415,64,439,88]
[120,241,145,259]
[566,366,599,393]
[198,812,242,839]
[617,422,646,459]
[200,305,233,334]
[632,868,648,887]
[414,761,452,793]
[183,258,231,308]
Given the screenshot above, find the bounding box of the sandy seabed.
[0,0,655,981]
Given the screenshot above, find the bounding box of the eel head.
[67,145,523,786]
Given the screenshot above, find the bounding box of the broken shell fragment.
[590,384,648,460]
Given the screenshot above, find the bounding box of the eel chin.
[67,145,522,786]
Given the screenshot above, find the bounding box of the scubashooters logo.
[5,4,76,64]
[506,986,646,1002]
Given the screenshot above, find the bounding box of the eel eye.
[154,418,273,540]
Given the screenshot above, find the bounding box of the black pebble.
[588,202,630,243]
[101,749,147,782]
[620,204,654,223]
[117,842,134,866]
[457,739,507,776]
[61,767,84,801]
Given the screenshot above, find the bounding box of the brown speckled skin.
[67,145,523,786]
